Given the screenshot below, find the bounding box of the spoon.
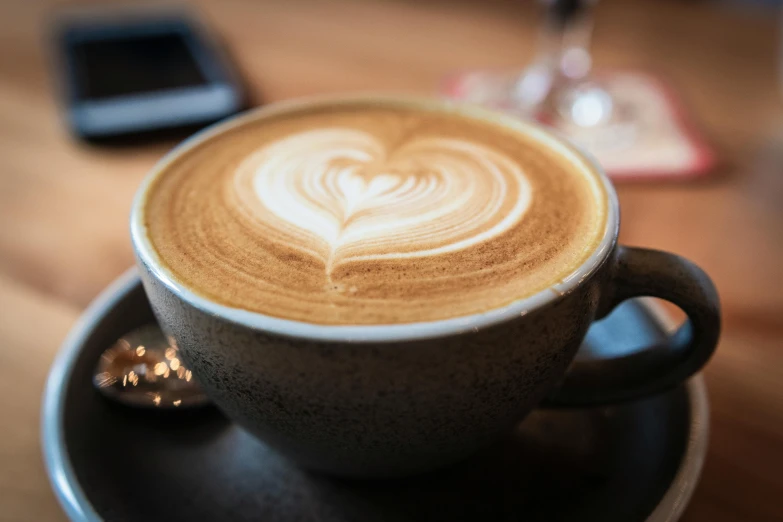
[93,324,209,409]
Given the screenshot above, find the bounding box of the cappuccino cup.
[131,95,720,478]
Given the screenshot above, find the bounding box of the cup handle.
[544,246,721,407]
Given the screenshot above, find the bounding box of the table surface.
[1,0,781,520]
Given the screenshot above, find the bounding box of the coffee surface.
[142,100,607,325]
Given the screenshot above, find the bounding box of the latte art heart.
[233,128,533,272]
[143,101,606,324]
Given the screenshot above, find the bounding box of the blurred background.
[1,0,781,520]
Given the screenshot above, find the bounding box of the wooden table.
[1,0,781,520]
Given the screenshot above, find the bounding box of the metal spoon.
[93,324,209,409]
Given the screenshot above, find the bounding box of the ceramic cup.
[130,96,720,478]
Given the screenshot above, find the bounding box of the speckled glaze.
[131,96,720,478]
[138,260,603,477]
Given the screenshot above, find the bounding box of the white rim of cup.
[130,94,620,343]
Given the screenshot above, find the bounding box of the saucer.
[43,270,708,522]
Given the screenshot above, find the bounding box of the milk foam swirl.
[233,128,532,273]
[143,102,606,325]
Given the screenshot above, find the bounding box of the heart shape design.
[233,128,532,272]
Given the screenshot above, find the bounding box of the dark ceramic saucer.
[43,270,708,522]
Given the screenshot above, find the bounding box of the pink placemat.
[441,69,718,180]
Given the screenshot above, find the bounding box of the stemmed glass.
[458,0,636,151]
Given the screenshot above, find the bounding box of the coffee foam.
[143,100,607,325]
[233,128,532,273]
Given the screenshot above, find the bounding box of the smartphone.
[51,6,246,140]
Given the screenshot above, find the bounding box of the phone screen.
[71,33,208,100]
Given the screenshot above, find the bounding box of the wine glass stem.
[539,0,596,82]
